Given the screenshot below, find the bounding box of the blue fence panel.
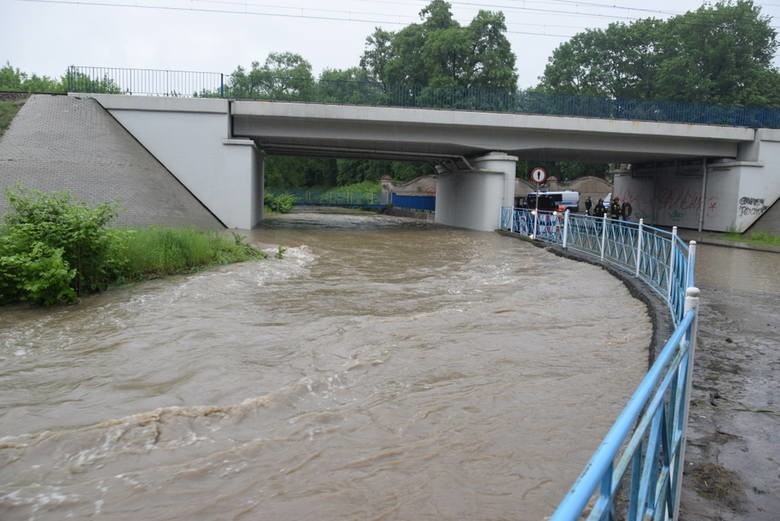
[391,194,436,211]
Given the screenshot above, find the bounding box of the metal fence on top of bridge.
[501,207,699,521]
[65,65,780,128]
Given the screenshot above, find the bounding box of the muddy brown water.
[0,211,652,521]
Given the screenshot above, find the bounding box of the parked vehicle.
[524,191,580,212]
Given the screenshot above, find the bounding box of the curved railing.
[500,207,700,520]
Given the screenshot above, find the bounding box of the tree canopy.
[539,0,780,106]
[360,0,517,91]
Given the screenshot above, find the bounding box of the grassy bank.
[1,187,265,306]
[0,97,27,138]
[722,230,780,247]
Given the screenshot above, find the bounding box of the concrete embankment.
[0,94,222,229]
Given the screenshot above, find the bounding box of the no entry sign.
[530,167,547,184]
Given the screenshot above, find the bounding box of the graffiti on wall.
[738,197,769,217]
[655,188,720,223]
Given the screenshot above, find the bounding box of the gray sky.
[2,0,780,89]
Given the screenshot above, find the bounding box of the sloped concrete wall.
[0,95,223,229]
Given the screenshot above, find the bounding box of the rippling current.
[0,211,650,520]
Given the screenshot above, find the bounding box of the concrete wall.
[84,95,263,229]
[614,133,780,232]
[436,170,505,231]
[0,95,223,229]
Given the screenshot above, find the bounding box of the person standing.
[594,199,605,217]
[584,196,592,215]
[610,197,622,219]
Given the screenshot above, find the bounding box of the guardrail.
[500,207,699,520]
[271,190,385,207]
[65,65,780,128]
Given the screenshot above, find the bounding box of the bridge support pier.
[435,152,518,231]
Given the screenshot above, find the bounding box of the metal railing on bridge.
[501,207,699,520]
[66,65,780,128]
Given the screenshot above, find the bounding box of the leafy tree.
[540,0,779,107]
[360,0,517,92]
[318,67,383,105]
[0,63,63,93]
[227,52,315,100]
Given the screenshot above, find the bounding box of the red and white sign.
[530,167,547,184]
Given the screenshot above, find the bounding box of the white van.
[524,191,580,212]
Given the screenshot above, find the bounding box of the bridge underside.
[80,95,778,232]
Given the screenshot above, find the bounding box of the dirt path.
[679,246,779,520]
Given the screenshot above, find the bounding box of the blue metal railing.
[501,208,691,324]
[66,65,780,128]
[269,190,384,208]
[501,207,699,519]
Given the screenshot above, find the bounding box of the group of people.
[584,196,632,220]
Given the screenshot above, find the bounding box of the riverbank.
[679,244,779,520]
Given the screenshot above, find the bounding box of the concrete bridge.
[78,93,780,232]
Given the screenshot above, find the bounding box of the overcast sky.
[2,0,780,89]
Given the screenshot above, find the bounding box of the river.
[0,211,651,520]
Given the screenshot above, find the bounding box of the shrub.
[3,187,120,294]
[0,187,266,306]
[264,192,296,213]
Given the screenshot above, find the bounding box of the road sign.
[530,167,547,184]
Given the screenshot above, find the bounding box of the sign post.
[530,167,546,238]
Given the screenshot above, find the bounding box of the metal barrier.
[500,207,699,519]
[272,190,383,208]
[391,194,436,211]
[66,65,780,128]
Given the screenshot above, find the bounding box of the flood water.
[0,211,651,521]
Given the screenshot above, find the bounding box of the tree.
[226,52,315,100]
[539,1,779,107]
[0,63,63,93]
[318,67,383,105]
[360,0,517,92]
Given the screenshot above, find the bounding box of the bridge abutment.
[435,152,518,231]
[82,94,263,229]
[614,130,780,232]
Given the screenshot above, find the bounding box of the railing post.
[562,210,570,248]
[635,218,644,277]
[667,226,677,301]
[600,213,607,260]
[672,287,701,521]
[533,210,539,239]
[686,241,697,289]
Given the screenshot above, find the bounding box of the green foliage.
[3,187,121,297]
[119,227,265,280]
[226,52,315,100]
[264,192,296,213]
[0,97,27,137]
[540,1,779,107]
[275,246,286,260]
[360,0,517,91]
[0,63,63,93]
[0,188,265,306]
[64,67,122,94]
[722,230,780,246]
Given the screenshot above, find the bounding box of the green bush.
[0,187,266,306]
[1,187,119,304]
[264,192,296,213]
